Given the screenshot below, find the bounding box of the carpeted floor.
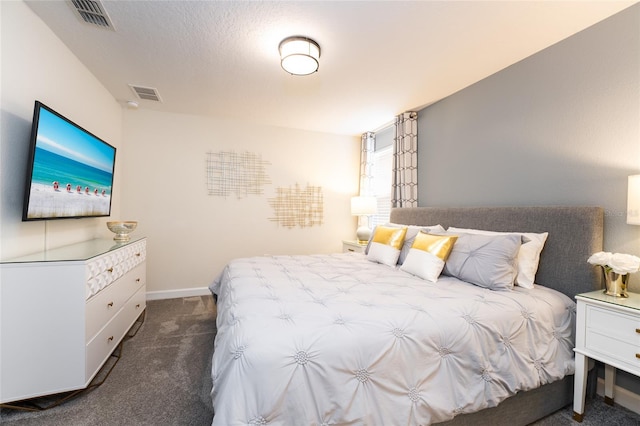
[1,296,639,426]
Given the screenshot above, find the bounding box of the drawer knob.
[107,301,114,307]
[108,336,114,342]
[636,354,640,360]
[136,252,141,257]
[136,278,141,283]
[107,267,113,273]
[636,328,640,334]
[136,303,141,309]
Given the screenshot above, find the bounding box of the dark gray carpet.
[2,296,639,425]
[530,398,640,426]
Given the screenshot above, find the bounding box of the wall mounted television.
[22,101,116,221]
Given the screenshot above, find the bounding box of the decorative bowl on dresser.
[106,221,138,241]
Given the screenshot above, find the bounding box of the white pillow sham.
[447,227,548,289]
[442,232,521,291]
[368,242,403,267]
[401,249,444,282]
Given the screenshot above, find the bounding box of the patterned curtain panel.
[359,131,375,196]
[392,112,418,207]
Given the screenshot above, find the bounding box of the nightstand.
[342,240,367,254]
[573,290,640,422]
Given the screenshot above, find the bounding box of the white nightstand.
[573,290,640,422]
[342,240,367,254]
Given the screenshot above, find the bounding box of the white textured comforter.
[210,253,576,426]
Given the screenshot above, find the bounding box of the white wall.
[0,1,123,260]
[120,109,360,295]
[0,0,360,290]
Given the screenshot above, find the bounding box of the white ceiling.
[25,1,637,136]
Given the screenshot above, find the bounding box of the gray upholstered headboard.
[390,206,604,299]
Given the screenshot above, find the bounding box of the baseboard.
[146,287,211,301]
[596,377,640,415]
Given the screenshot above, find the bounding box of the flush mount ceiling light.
[279,36,321,76]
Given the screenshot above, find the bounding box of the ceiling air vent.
[129,85,163,102]
[68,0,115,30]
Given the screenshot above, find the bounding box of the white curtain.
[392,112,418,208]
[357,131,376,232]
[359,131,375,196]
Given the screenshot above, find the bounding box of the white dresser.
[0,237,147,404]
[573,290,640,422]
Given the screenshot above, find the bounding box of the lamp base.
[356,226,372,245]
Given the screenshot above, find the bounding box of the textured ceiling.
[25,1,637,136]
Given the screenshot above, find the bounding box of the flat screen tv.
[22,101,116,221]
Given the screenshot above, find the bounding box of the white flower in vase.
[587,251,640,274]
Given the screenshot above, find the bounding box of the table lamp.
[351,196,377,244]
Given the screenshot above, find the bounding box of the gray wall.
[417,4,640,395]
[418,4,639,282]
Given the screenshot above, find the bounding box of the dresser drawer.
[585,331,640,373]
[85,240,146,300]
[85,253,118,298]
[586,305,640,343]
[85,264,146,341]
[125,286,146,327]
[85,286,146,381]
[584,304,640,374]
[85,305,130,381]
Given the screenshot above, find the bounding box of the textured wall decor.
[206,151,271,198]
[268,184,324,228]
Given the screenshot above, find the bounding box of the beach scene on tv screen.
[25,108,115,219]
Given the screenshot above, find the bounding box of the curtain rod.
[371,119,395,133]
[371,111,418,134]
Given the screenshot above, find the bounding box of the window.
[370,125,394,227]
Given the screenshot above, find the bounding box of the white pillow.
[368,242,403,267]
[447,227,548,289]
[400,249,444,282]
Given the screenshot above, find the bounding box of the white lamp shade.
[351,196,377,216]
[279,37,320,76]
[628,174,640,225]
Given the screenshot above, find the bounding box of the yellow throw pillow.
[400,232,458,282]
[371,226,408,250]
[367,226,408,266]
[411,232,457,261]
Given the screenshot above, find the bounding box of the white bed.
[209,206,604,425]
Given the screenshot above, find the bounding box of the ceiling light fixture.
[279,36,321,76]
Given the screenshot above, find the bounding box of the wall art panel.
[206,151,271,198]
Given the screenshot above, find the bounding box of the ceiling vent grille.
[68,0,115,30]
[129,85,163,102]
